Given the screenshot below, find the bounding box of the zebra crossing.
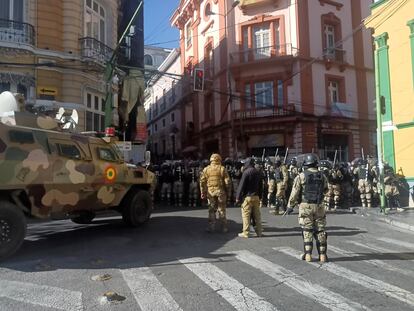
[1,236,414,311]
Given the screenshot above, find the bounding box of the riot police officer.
[384,163,404,212]
[287,153,329,263]
[159,162,173,205]
[271,156,288,215]
[187,160,201,208]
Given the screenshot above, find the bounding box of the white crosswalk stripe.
[347,240,414,261]
[275,247,414,307]
[232,250,370,311]
[329,245,414,278]
[376,237,414,249]
[180,257,278,311]
[0,279,83,311]
[120,266,183,311]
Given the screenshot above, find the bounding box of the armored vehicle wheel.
[71,212,96,224]
[0,201,27,260]
[122,190,152,227]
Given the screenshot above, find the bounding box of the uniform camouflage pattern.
[199,153,231,232]
[288,166,329,260]
[0,110,155,220]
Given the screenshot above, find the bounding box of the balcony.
[323,48,346,63]
[233,105,296,120]
[79,37,113,64]
[0,19,35,46]
[230,43,299,65]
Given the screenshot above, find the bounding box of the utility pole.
[374,51,386,213]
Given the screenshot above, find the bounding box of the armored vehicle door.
[89,143,128,208]
[48,138,94,213]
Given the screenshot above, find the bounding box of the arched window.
[144,54,153,66]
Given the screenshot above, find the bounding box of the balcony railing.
[233,105,296,119]
[323,48,346,63]
[0,19,35,45]
[79,37,113,64]
[230,43,298,64]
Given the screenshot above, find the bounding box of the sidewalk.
[354,206,414,233]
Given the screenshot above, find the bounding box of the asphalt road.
[1,205,414,311]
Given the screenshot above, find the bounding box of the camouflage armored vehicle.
[0,92,156,260]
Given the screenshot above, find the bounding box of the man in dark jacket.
[235,158,264,238]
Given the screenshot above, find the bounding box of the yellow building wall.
[370,0,414,179]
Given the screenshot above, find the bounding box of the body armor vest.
[357,166,370,180]
[190,168,198,183]
[274,167,283,182]
[302,170,324,204]
[205,164,225,189]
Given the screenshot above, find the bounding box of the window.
[144,54,153,66]
[254,81,273,108]
[324,24,336,56]
[171,112,175,122]
[162,118,166,128]
[85,92,105,132]
[277,80,284,108]
[185,21,192,48]
[9,130,34,144]
[0,0,23,21]
[244,84,253,109]
[205,44,214,77]
[98,147,117,161]
[253,25,271,59]
[328,81,339,103]
[85,0,106,43]
[57,143,81,159]
[17,84,27,99]
[154,124,158,132]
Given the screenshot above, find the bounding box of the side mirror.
[144,150,151,167]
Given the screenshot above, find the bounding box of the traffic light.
[193,68,204,91]
[380,96,386,115]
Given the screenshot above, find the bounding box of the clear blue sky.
[144,0,180,49]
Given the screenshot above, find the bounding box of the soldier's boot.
[316,232,328,262]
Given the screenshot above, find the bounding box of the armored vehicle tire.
[71,212,96,224]
[122,190,152,227]
[0,201,27,260]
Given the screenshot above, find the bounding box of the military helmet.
[224,157,233,166]
[210,153,222,163]
[289,157,297,166]
[242,157,255,167]
[302,153,319,167]
[319,160,332,169]
[275,155,282,166]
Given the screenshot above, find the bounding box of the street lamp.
[206,0,240,158]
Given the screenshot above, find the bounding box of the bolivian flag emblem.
[105,166,117,183]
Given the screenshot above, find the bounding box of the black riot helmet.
[302,153,319,168]
[289,157,297,166]
[224,157,233,166]
[242,157,255,168]
[319,160,332,170]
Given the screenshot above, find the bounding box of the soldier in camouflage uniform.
[319,160,333,211]
[270,156,289,215]
[224,158,234,206]
[287,153,329,262]
[264,157,276,209]
[200,153,231,233]
[159,162,173,205]
[384,163,404,212]
[172,161,185,207]
[339,162,353,209]
[353,158,373,208]
[329,163,344,210]
[187,160,200,208]
[287,157,299,200]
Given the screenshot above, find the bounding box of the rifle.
[261,148,266,163]
[361,148,365,161]
[275,148,279,161]
[333,150,338,167]
[283,148,289,165]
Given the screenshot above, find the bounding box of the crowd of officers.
[151,153,403,213]
[151,152,404,263]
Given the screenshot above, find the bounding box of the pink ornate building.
[170,0,376,161]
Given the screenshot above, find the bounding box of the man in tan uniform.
[287,153,329,263]
[200,153,231,233]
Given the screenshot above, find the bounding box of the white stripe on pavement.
[120,266,182,311]
[0,279,83,311]
[376,237,414,249]
[275,247,414,307]
[233,250,369,311]
[347,241,414,261]
[180,257,278,311]
[329,245,414,278]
